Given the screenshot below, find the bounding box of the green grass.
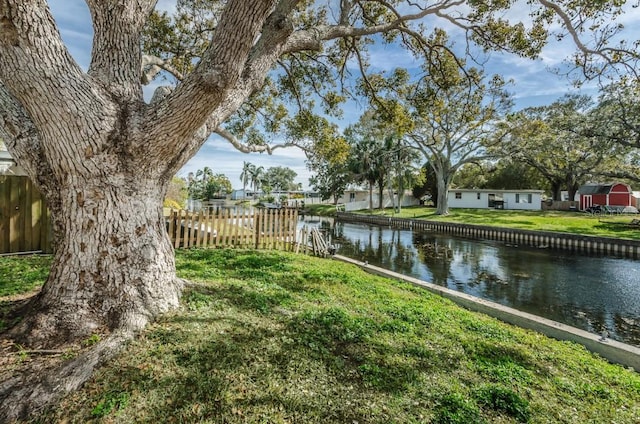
[359,206,640,240]
[0,254,51,332]
[303,203,339,216]
[0,254,50,298]
[4,249,638,423]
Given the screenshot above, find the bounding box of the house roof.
[448,189,544,194]
[578,183,631,195]
[578,184,613,195]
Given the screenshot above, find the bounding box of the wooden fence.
[166,208,299,251]
[0,176,299,255]
[0,175,51,254]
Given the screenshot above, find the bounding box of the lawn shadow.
[0,291,39,333]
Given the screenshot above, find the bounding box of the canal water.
[301,216,640,347]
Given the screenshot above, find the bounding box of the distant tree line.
[308,76,640,214]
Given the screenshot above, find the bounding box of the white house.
[447,189,544,211]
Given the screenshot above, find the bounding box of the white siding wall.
[336,190,370,204]
[448,191,542,210]
[503,193,542,210]
[448,191,489,209]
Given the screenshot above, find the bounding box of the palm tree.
[188,166,213,199]
[249,165,264,196]
[349,136,384,210]
[239,161,252,199]
[381,134,419,213]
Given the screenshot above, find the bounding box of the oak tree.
[504,95,624,200]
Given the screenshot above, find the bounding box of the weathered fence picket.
[0,176,51,254]
[165,208,298,251]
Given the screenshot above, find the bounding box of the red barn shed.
[579,183,636,210]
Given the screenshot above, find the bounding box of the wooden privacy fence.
[166,208,299,251]
[0,175,52,254]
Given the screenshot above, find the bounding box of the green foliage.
[361,36,512,215]
[502,94,625,200]
[262,166,298,192]
[453,160,548,191]
[187,167,232,200]
[413,162,438,205]
[142,0,223,78]
[343,109,421,210]
[308,159,351,203]
[434,392,484,424]
[82,334,101,347]
[91,391,130,418]
[474,385,531,422]
[164,176,188,209]
[138,0,638,203]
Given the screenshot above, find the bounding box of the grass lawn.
[356,206,640,240]
[2,250,639,423]
[303,203,339,216]
[0,254,51,299]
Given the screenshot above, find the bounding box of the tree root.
[0,328,135,422]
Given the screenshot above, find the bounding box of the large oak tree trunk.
[12,178,182,348]
[436,177,450,215]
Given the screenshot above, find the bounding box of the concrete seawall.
[336,212,640,259]
[333,254,640,371]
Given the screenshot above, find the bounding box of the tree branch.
[141,55,186,84]
[143,0,282,169]
[0,1,95,131]
[538,0,640,79]
[214,127,297,154]
[86,0,155,101]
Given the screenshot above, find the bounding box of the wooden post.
[254,209,262,249]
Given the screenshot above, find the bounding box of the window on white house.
[516,194,532,203]
[455,192,462,199]
[477,192,481,200]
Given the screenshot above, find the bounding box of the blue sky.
[48,1,640,190]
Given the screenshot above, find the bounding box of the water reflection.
[301,216,640,346]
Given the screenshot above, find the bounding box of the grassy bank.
[355,206,640,240]
[303,203,338,216]
[2,250,639,423]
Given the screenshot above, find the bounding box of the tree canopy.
[503,94,627,200]
[187,167,233,199]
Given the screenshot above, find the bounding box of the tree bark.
[432,160,452,215]
[550,181,562,201]
[436,177,450,215]
[10,177,182,348]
